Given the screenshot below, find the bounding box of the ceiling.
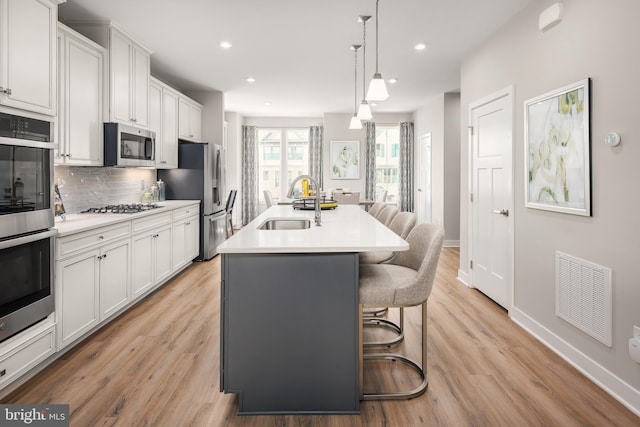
[58,0,533,118]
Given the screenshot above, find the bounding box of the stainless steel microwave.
[104,123,156,167]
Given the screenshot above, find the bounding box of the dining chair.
[359,223,444,400]
[368,202,385,217]
[376,205,399,226]
[333,192,360,205]
[376,188,388,203]
[264,190,274,208]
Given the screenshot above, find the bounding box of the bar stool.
[376,205,399,226]
[225,190,237,238]
[368,202,386,217]
[359,223,444,400]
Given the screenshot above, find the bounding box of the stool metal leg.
[363,307,404,348]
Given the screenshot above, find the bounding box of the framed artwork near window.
[524,78,591,216]
[330,140,360,179]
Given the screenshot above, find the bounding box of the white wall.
[460,0,640,413]
[225,112,242,227]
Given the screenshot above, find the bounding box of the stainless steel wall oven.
[0,110,55,343]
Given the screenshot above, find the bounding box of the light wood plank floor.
[3,248,638,426]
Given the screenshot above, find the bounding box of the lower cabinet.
[0,323,56,389]
[131,214,173,299]
[56,237,130,349]
[172,213,199,270]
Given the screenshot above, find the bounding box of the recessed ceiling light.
[370,103,377,107]
[246,77,256,83]
[414,43,427,51]
[388,78,398,84]
[264,102,272,106]
[220,41,232,49]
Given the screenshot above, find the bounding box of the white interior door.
[470,89,513,309]
[416,133,432,224]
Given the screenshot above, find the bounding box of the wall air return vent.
[555,251,612,347]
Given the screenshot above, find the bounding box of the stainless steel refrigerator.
[158,142,226,260]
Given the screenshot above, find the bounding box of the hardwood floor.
[3,248,639,426]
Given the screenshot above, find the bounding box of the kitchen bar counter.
[219,205,407,415]
[217,205,407,253]
[54,200,200,237]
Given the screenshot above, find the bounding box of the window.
[258,128,310,201]
[375,125,400,203]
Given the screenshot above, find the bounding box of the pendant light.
[356,15,373,120]
[349,44,363,130]
[366,0,389,101]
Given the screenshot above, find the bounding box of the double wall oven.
[0,111,55,343]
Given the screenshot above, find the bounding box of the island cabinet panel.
[221,252,360,415]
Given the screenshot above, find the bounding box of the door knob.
[492,209,509,217]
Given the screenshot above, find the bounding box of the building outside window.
[375,125,400,203]
[258,128,310,201]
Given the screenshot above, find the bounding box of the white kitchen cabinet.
[0,0,58,116]
[131,212,173,299]
[56,248,100,349]
[178,96,202,142]
[150,77,179,168]
[56,23,105,166]
[0,322,55,389]
[69,22,151,129]
[172,204,200,270]
[55,222,132,350]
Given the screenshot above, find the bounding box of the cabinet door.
[131,232,154,298]
[178,97,190,139]
[172,220,187,271]
[132,44,149,128]
[100,239,130,319]
[64,33,104,165]
[154,225,173,284]
[57,249,100,349]
[186,215,200,261]
[190,103,202,141]
[160,88,179,168]
[0,0,57,115]
[110,30,132,124]
[149,80,162,155]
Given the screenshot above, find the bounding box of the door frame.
[417,132,432,224]
[467,86,515,313]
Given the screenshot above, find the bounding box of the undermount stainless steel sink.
[257,218,311,230]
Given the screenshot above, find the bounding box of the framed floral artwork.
[524,79,591,216]
[330,140,360,179]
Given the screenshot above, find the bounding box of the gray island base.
[221,252,360,414]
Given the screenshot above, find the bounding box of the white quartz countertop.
[54,200,201,237]
[217,205,408,254]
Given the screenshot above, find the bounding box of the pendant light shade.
[349,115,363,130]
[357,100,372,120]
[366,0,389,102]
[366,73,389,101]
[349,44,362,130]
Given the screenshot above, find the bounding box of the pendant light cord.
[354,47,358,113]
[375,0,380,73]
[362,19,367,97]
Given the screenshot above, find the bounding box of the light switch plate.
[634,325,640,340]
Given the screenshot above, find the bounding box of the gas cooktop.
[81,203,162,214]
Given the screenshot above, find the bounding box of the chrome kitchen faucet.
[287,175,321,226]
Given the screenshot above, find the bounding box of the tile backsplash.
[55,166,156,214]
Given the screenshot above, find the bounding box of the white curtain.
[364,121,377,202]
[309,126,323,190]
[398,122,414,212]
[241,125,259,225]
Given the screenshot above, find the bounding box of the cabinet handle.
[131,118,137,122]
[161,161,167,164]
[189,134,194,138]
[98,235,104,240]
[185,222,190,225]
[0,368,6,377]
[103,253,108,259]
[0,87,11,95]
[97,255,103,260]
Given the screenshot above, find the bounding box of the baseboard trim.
[510,307,640,417]
[457,269,472,287]
[444,240,460,248]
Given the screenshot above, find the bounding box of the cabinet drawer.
[0,326,55,388]
[132,211,172,234]
[173,204,200,221]
[57,223,131,259]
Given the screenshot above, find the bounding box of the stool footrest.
[362,353,428,400]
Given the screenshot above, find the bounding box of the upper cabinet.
[0,0,59,116]
[56,23,105,166]
[149,76,179,169]
[67,22,151,130]
[178,95,202,142]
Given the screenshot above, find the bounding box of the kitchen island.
[217,205,408,414]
